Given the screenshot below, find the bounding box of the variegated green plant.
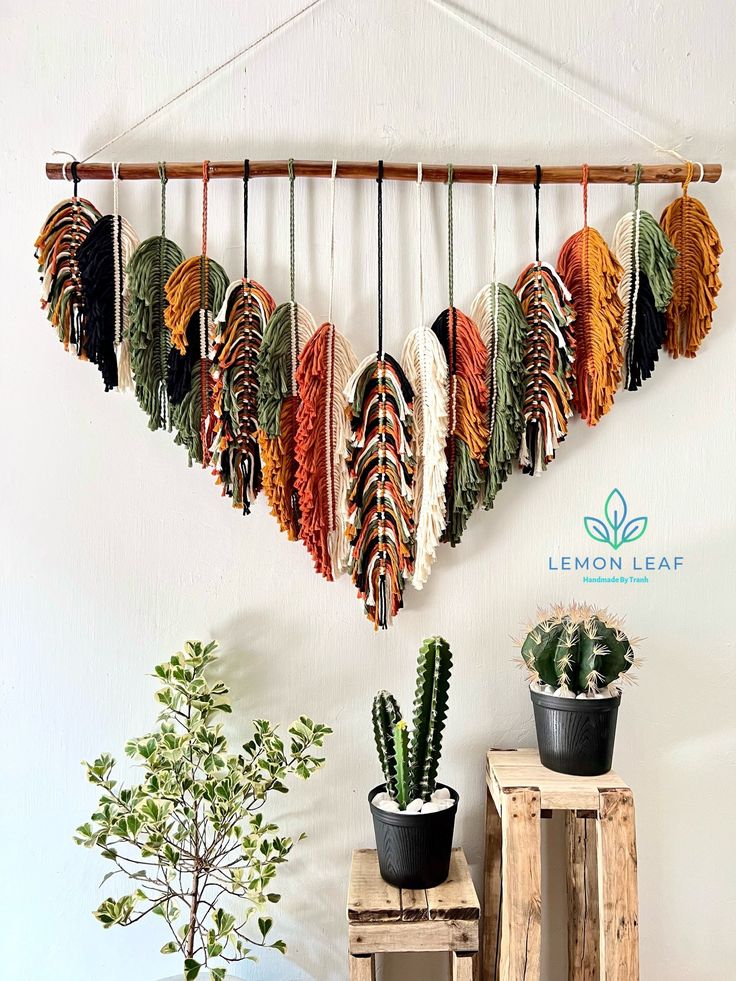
[372,636,453,808]
[75,641,331,981]
[520,603,638,696]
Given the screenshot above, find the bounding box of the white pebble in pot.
[432,788,451,800]
[421,801,441,814]
[377,799,400,812]
[406,799,423,812]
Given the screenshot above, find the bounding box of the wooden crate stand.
[482,749,639,981]
[347,847,480,979]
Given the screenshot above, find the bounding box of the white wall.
[2,2,735,979]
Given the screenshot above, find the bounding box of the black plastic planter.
[369,783,458,888]
[531,690,620,776]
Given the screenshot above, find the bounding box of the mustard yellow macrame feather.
[660,177,722,359]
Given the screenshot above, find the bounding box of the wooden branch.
[45,160,722,184]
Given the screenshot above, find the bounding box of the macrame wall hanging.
[257,160,317,540]
[345,162,415,629]
[211,161,275,513]
[37,157,725,629]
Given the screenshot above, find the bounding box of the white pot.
[157,974,239,981]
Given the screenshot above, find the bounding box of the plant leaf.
[184,958,201,980]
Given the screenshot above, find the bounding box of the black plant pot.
[369,783,458,889]
[531,689,620,776]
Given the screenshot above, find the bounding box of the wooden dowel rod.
[45,160,722,184]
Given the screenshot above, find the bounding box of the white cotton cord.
[73,0,327,164]
[326,329,358,578]
[425,0,688,164]
[417,163,424,327]
[112,161,120,216]
[328,158,337,325]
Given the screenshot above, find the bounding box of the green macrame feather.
[127,235,186,430]
[471,282,526,508]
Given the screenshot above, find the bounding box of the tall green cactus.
[393,720,410,809]
[372,690,403,798]
[409,636,453,801]
[521,604,636,695]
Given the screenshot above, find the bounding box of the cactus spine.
[521,603,636,695]
[372,690,403,798]
[410,636,453,801]
[393,720,410,809]
[371,637,454,810]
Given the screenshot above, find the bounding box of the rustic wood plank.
[349,918,479,954]
[400,885,429,921]
[349,953,376,980]
[426,849,480,921]
[597,790,639,980]
[451,951,478,980]
[347,849,402,923]
[566,813,600,980]
[482,787,503,981]
[499,788,542,981]
[487,751,629,811]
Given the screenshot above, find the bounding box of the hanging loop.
[243,158,250,280]
[581,163,589,227]
[328,158,337,325]
[201,160,210,255]
[633,162,642,212]
[490,163,499,285]
[70,160,80,197]
[377,160,384,357]
[447,164,455,309]
[417,163,424,328]
[534,164,542,262]
[682,160,694,195]
[288,157,296,303]
[112,161,121,217]
[158,161,168,237]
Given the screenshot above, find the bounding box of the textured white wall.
[2,1,735,979]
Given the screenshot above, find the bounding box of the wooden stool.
[347,847,480,979]
[482,749,639,981]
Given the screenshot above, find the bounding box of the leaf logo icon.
[584,489,648,549]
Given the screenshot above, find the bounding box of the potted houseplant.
[75,640,331,981]
[369,636,456,889]
[519,603,640,776]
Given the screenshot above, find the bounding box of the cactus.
[393,720,410,809]
[372,690,403,798]
[409,636,453,801]
[521,603,637,695]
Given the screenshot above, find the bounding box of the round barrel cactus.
[521,604,636,695]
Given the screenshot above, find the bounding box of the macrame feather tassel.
[515,263,575,474]
[431,307,489,544]
[34,179,101,352]
[660,167,722,358]
[295,322,357,579]
[612,179,677,389]
[77,213,139,390]
[211,279,275,512]
[557,170,623,425]
[127,166,185,429]
[165,254,229,465]
[401,326,448,588]
[345,353,415,629]
[470,283,526,507]
[257,301,316,539]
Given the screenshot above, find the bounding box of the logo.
[583,489,647,550]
